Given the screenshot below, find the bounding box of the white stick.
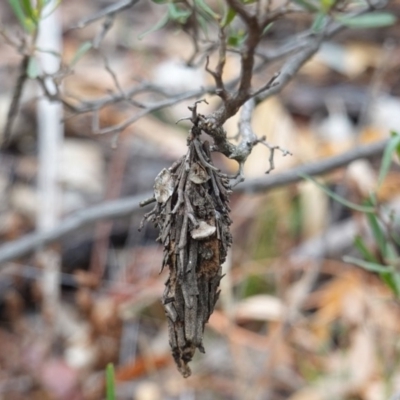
[36,1,63,317]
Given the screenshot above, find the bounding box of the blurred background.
[1,0,400,399]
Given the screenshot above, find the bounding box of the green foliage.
[7,0,63,80]
[378,132,400,187]
[336,12,397,29]
[227,29,247,47]
[106,363,116,400]
[70,41,92,67]
[143,0,221,39]
[304,132,400,297]
[240,274,274,298]
[299,173,376,213]
[221,6,236,27]
[311,12,327,33]
[27,56,39,78]
[8,0,36,32]
[7,0,62,33]
[290,0,396,34]
[291,0,319,13]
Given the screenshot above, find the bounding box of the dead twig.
[2,54,30,148]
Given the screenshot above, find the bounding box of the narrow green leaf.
[392,131,400,160]
[106,363,116,400]
[70,41,92,67]
[299,173,376,213]
[8,0,31,31]
[378,133,400,187]
[354,235,378,263]
[227,31,247,47]
[336,12,397,29]
[311,12,327,33]
[221,6,236,27]
[198,14,209,38]
[27,56,40,78]
[380,271,400,296]
[364,198,387,257]
[194,0,219,20]
[290,0,319,12]
[21,0,37,22]
[138,12,169,39]
[168,3,191,23]
[343,256,389,273]
[262,22,274,35]
[320,0,334,12]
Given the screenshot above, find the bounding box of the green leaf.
[21,0,37,23]
[138,12,169,39]
[198,14,209,38]
[221,6,236,27]
[311,12,327,33]
[320,0,334,12]
[354,235,378,263]
[336,12,397,29]
[168,3,191,23]
[8,0,33,32]
[106,363,116,400]
[262,22,274,35]
[364,198,387,257]
[70,41,92,67]
[299,173,376,213]
[291,0,319,12]
[194,0,219,20]
[378,133,400,187]
[380,271,400,296]
[393,131,400,160]
[343,256,389,273]
[228,30,247,47]
[27,56,40,78]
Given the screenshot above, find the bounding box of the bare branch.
[69,0,140,29]
[259,137,292,174]
[238,139,388,193]
[205,28,228,100]
[2,54,29,148]
[0,192,152,265]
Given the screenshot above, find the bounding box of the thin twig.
[2,54,29,147]
[69,0,140,29]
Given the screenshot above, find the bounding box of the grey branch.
[0,139,388,265]
[0,192,152,265]
[237,139,388,193]
[69,0,141,29]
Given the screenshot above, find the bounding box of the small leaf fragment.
[138,12,169,39]
[191,221,216,240]
[154,168,175,203]
[70,41,92,67]
[378,133,400,187]
[27,56,40,78]
[336,12,397,29]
